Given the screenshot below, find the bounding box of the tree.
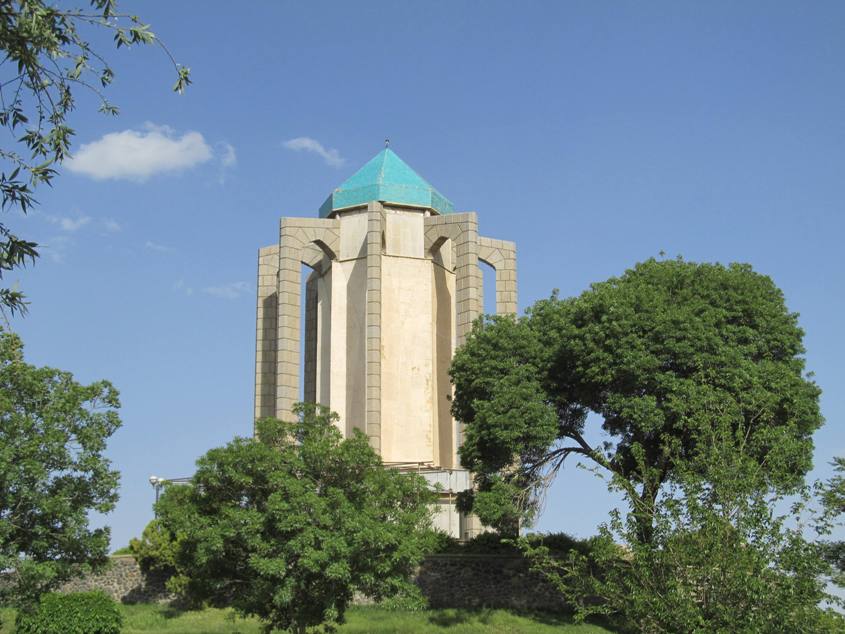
[151,404,435,634]
[820,456,845,582]
[0,329,122,607]
[451,258,822,541]
[0,0,190,315]
[520,419,844,633]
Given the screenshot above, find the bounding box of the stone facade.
[59,555,567,613]
[255,207,516,460]
[253,149,517,538]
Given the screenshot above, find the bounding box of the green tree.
[0,0,189,315]
[153,404,435,634]
[0,329,122,607]
[820,456,845,581]
[521,419,844,633]
[451,258,822,540]
[128,517,178,577]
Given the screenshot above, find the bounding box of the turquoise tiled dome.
[319,148,454,217]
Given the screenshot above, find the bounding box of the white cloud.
[66,123,213,181]
[43,213,91,232]
[219,142,237,167]
[283,137,345,167]
[202,281,250,300]
[102,218,122,233]
[145,240,174,253]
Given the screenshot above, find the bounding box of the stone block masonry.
[57,554,568,612]
[58,556,171,604]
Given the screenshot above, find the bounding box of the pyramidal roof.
[319,148,454,217]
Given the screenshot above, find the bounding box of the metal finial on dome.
[384,138,390,148]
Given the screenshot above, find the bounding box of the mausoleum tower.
[254,148,516,473]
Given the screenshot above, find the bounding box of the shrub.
[378,583,429,612]
[432,530,593,556]
[525,532,594,557]
[129,518,178,575]
[16,591,122,634]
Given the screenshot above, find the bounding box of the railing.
[382,461,471,494]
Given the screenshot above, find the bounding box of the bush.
[129,517,178,575]
[378,583,429,612]
[16,591,122,634]
[525,532,595,557]
[432,530,592,556]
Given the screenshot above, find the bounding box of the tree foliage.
[451,258,822,539]
[0,329,122,607]
[820,456,845,580]
[0,0,189,315]
[151,404,435,634]
[128,518,178,577]
[520,419,844,634]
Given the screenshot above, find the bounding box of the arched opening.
[300,243,333,407]
[478,258,496,317]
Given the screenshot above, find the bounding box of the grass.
[1,604,614,633]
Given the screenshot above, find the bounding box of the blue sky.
[6,1,845,549]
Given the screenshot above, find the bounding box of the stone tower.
[254,149,516,531]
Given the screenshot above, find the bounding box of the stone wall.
[58,556,171,604]
[57,554,567,612]
[418,554,568,612]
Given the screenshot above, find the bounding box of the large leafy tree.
[451,258,822,540]
[820,456,845,581]
[0,329,122,607]
[521,418,844,633]
[151,404,435,634]
[0,0,189,315]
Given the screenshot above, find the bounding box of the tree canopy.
[0,329,122,606]
[522,417,844,633]
[451,258,822,539]
[147,404,435,634]
[0,0,189,315]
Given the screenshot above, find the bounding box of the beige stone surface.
[385,209,424,258]
[380,255,434,463]
[339,209,368,260]
[255,201,517,539]
[254,245,279,420]
[432,264,457,467]
[256,207,516,474]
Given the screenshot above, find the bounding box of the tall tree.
[0,329,122,607]
[521,418,844,633]
[150,404,435,634]
[451,258,822,540]
[0,0,189,315]
[820,456,845,582]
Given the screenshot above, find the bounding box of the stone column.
[276,220,304,420]
[255,245,279,422]
[452,213,482,346]
[365,202,384,452]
